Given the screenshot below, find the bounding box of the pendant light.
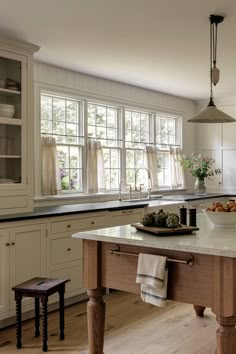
[188,15,236,123]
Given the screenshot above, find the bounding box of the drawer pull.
[121,210,134,214]
[5,243,10,246]
[11,242,15,246]
[67,248,71,252]
[67,225,71,228]
[91,221,95,225]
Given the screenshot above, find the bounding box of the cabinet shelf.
[0,155,21,159]
[0,117,21,125]
[0,88,21,96]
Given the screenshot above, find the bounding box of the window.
[155,113,181,188]
[41,93,83,191]
[125,109,151,187]
[87,102,121,190]
[40,91,182,194]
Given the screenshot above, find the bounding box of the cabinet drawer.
[51,214,106,234]
[110,209,144,226]
[51,237,82,266]
[0,196,28,210]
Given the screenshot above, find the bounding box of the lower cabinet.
[0,207,145,326]
[47,233,84,302]
[0,223,47,322]
[0,229,10,316]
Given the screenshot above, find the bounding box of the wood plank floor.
[0,291,217,354]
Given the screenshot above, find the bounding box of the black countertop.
[1,193,235,223]
[161,193,236,202]
[0,201,149,223]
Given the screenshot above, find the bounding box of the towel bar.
[108,249,194,266]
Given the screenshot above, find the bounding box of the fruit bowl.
[203,209,236,228]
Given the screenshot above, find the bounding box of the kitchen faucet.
[134,167,152,199]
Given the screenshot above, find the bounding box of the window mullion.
[83,100,88,193]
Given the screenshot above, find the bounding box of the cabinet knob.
[91,221,95,225]
[11,242,15,246]
[5,243,10,246]
[67,248,71,252]
[67,224,71,228]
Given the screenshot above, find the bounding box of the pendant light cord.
[209,20,214,105]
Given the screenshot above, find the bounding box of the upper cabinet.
[0,37,39,215]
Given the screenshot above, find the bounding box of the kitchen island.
[72,214,236,354]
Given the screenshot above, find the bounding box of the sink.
[121,195,163,202]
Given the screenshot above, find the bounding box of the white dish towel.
[136,253,168,307]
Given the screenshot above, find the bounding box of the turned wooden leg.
[41,296,48,352]
[59,285,65,340]
[216,316,236,354]
[193,305,206,317]
[87,288,106,354]
[15,293,22,349]
[35,298,40,337]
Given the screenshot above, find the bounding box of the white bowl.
[203,209,236,228]
[0,104,15,118]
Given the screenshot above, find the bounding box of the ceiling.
[0,0,235,100]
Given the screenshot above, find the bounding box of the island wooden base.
[83,240,236,354]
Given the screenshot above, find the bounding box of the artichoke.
[154,209,169,227]
[166,214,180,228]
[141,212,156,226]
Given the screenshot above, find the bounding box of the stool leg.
[59,285,65,340]
[15,293,22,349]
[41,297,48,352]
[35,298,40,337]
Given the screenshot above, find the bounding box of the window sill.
[34,188,188,207]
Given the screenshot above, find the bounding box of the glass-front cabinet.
[0,52,26,185]
[0,37,39,214]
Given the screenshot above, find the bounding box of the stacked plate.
[0,104,15,118]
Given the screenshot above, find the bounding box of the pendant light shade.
[188,104,236,123]
[188,15,236,123]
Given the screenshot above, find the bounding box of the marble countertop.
[72,213,236,258]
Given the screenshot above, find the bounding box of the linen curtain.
[87,139,106,193]
[41,136,61,195]
[169,147,185,189]
[145,145,159,189]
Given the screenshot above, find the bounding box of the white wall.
[196,98,236,193]
[33,61,197,206]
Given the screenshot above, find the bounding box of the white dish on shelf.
[0,104,15,118]
[0,178,16,184]
[203,209,236,228]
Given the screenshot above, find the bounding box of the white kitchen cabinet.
[0,223,47,322]
[47,211,109,303]
[0,37,39,215]
[0,229,10,316]
[109,208,144,226]
[9,224,47,310]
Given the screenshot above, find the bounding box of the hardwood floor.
[0,291,217,354]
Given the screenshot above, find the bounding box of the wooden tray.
[131,223,199,236]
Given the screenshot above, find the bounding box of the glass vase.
[194,177,206,195]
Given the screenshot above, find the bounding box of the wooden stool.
[12,277,69,352]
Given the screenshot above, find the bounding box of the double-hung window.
[41,93,83,192]
[125,109,151,188]
[155,113,181,188]
[87,102,121,190]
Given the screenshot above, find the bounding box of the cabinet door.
[0,229,10,316]
[9,223,47,309]
[0,50,27,192]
